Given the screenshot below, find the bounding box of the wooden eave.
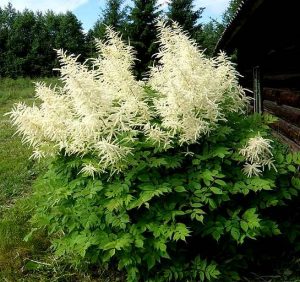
[215,0,265,53]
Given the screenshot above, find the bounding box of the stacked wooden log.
[263,87,300,150]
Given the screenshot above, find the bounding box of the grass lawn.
[0,78,55,281]
[0,78,61,205]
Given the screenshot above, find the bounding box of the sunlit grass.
[0,78,59,205]
[0,78,55,280]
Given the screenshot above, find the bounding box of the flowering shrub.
[11,23,300,281]
[10,23,247,174]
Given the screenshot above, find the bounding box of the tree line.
[0,0,241,78]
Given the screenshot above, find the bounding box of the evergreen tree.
[0,3,17,77]
[222,0,242,26]
[198,0,242,57]
[167,0,204,40]
[128,0,161,78]
[29,12,53,76]
[55,12,86,56]
[8,9,36,76]
[0,3,86,77]
[92,0,126,39]
[199,20,223,56]
[88,0,127,57]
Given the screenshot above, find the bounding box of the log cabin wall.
[215,0,300,150]
[263,88,300,149]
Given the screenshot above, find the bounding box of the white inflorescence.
[239,135,277,177]
[148,22,248,144]
[10,22,248,174]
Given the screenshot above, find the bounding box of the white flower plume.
[148,22,248,144]
[10,23,249,174]
[240,135,277,177]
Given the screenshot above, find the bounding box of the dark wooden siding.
[216,0,300,150]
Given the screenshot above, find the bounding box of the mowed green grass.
[0,78,58,205]
[0,78,57,280]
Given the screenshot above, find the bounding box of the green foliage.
[90,0,127,39]
[167,0,204,42]
[0,4,86,77]
[222,0,243,27]
[127,0,161,78]
[87,0,127,58]
[198,20,224,56]
[28,111,300,281]
[198,0,243,57]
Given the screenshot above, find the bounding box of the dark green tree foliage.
[92,0,126,39]
[198,0,242,57]
[7,9,38,76]
[0,4,86,77]
[127,0,161,78]
[199,20,224,56]
[29,12,53,76]
[56,12,86,54]
[167,0,204,40]
[222,0,243,26]
[87,0,126,57]
[0,3,17,77]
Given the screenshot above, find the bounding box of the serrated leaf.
[230,227,240,241]
[210,187,223,194]
[212,229,222,241]
[287,154,293,164]
[192,158,201,165]
[196,215,204,223]
[175,186,186,193]
[240,220,248,232]
[145,254,156,270]
[208,199,217,209]
[212,146,230,158]
[293,153,300,164]
[288,165,296,172]
[154,240,167,252]
[173,223,191,241]
[199,271,205,281]
[292,177,300,189]
[215,179,226,186]
[242,208,257,221]
[103,249,116,262]
[191,202,203,208]
[135,239,144,248]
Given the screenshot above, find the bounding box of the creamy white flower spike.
[240,135,277,177]
[9,23,249,174]
[79,163,99,179]
[148,21,248,144]
[9,28,148,172]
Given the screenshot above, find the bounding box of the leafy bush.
[10,23,300,281]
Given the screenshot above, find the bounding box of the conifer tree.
[222,0,242,26]
[167,0,204,40]
[127,0,161,78]
[91,0,126,39]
